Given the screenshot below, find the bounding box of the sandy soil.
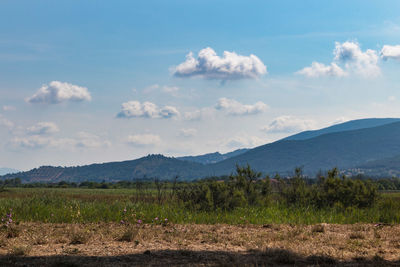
[0,223,399,266]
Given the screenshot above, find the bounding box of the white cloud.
[2,105,16,111]
[334,41,380,77]
[26,122,59,135]
[179,128,197,137]
[173,47,267,80]
[261,116,316,133]
[117,101,179,119]
[10,131,110,150]
[215,97,268,116]
[388,96,397,102]
[332,117,349,124]
[296,62,347,77]
[74,132,111,148]
[298,41,380,78]
[10,136,52,149]
[183,108,215,121]
[225,134,265,149]
[126,134,161,146]
[26,81,92,104]
[380,45,400,61]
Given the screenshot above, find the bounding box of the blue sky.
[1,1,400,170]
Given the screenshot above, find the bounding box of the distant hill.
[284,118,400,141]
[177,148,249,164]
[347,155,400,177]
[0,168,19,176]
[4,119,400,183]
[210,121,400,176]
[0,155,209,183]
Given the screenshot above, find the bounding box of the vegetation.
[0,165,399,225]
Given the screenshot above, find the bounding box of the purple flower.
[164,218,168,222]
[155,217,159,221]
[137,219,142,224]
[120,220,125,224]
[123,208,127,213]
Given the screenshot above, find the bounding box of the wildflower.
[137,219,142,224]
[120,220,125,224]
[123,208,127,213]
[155,217,159,221]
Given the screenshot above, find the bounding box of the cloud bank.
[173,47,267,80]
[380,45,400,61]
[127,134,161,146]
[27,81,92,104]
[261,116,316,133]
[298,41,380,78]
[215,98,268,116]
[27,122,59,135]
[117,101,179,119]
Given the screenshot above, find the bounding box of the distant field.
[0,188,399,225]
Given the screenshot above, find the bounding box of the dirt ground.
[0,223,399,266]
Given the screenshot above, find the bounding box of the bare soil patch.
[0,223,399,266]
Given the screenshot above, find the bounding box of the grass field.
[0,188,399,225]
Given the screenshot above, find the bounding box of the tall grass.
[0,188,399,224]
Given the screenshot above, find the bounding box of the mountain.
[284,118,400,141]
[0,168,19,176]
[177,148,249,164]
[0,155,209,183]
[4,118,400,183]
[209,121,400,176]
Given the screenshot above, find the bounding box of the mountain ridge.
[3,118,400,182]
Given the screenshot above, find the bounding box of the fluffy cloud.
[380,45,400,61]
[296,62,347,77]
[215,98,268,116]
[27,122,59,135]
[117,101,179,119]
[334,41,380,77]
[126,134,161,146]
[173,47,267,80]
[261,116,316,133]
[298,41,380,78]
[179,128,197,137]
[26,81,92,104]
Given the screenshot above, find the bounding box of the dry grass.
[0,223,399,266]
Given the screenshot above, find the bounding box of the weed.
[349,232,365,240]
[9,245,31,256]
[118,227,139,242]
[311,224,325,233]
[69,229,90,244]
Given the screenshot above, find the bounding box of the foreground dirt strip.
[0,223,399,266]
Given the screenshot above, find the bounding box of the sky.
[1,0,400,170]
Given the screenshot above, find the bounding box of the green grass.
[0,188,399,225]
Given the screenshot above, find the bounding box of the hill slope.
[0,168,19,176]
[210,121,400,176]
[177,148,249,164]
[0,155,209,183]
[284,118,400,141]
